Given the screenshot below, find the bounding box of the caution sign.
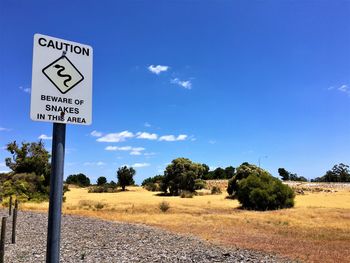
[31,34,93,125]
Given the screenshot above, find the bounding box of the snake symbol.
[54,64,72,87]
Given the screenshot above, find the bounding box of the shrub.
[159,200,170,212]
[211,186,222,195]
[88,184,117,193]
[180,191,194,198]
[144,182,161,192]
[237,173,295,210]
[94,202,105,210]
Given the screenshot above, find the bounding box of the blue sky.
[1,1,350,184]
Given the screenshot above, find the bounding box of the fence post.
[0,217,7,263]
[12,201,18,244]
[9,196,12,216]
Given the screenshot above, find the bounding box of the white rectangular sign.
[31,34,93,125]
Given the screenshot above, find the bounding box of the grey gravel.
[0,210,296,262]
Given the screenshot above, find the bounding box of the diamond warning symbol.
[42,55,84,94]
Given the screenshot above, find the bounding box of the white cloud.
[132,163,150,168]
[0,170,10,173]
[130,151,142,155]
[84,161,106,166]
[91,130,103,137]
[105,146,132,151]
[0,127,11,132]
[0,162,5,167]
[105,146,145,155]
[19,86,31,93]
[159,134,188,141]
[144,152,156,156]
[148,65,169,75]
[338,84,349,93]
[144,122,151,127]
[97,131,134,142]
[136,132,158,140]
[38,134,52,140]
[171,78,192,89]
[209,140,216,144]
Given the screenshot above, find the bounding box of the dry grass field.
[20,185,350,263]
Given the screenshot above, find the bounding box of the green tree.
[162,158,206,195]
[278,168,307,182]
[313,163,350,182]
[224,166,235,179]
[5,140,51,186]
[97,176,107,186]
[227,162,269,196]
[278,168,290,181]
[117,166,136,191]
[66,173,90,187]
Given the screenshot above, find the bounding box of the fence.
[0,197,19,263]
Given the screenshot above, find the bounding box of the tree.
[66,173,90,187]
[278,168,290,181]
[313,163,350,182]
[97,176,107,186]
[161,158,206,195]
[1,140,52,201]
[225,166,235,179]
[227,162,270,196]
[117,166,136,191]
[5,140,51,185]
[278,168,307,182]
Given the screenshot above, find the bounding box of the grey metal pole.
[46,123,66,263]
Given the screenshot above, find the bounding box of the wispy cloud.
[209,140,216,144]
[132,163,150,168]
[91,130,103,137]
[144,122,151,127]
[144,152,156,156]
[19,86,31,93]
[148,65,169,75]
[105,146,145,155]
[97,131,134,142]
[136,132,158,140]
[338,84,350,94]
[171,78,192,90]
[329,84,350,96]
[38,134,52,140]
[0,127,11,132]
[83,161,106,166]
[159,134,188,141]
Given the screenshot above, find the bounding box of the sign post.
[31,34,93,263]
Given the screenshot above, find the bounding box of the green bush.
[88,184,117,193]
[144,182,161,192]
[237,173,295,210]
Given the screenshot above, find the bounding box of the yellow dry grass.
[20,187,350,263]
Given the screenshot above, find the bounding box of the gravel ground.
[0,210,296,263]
